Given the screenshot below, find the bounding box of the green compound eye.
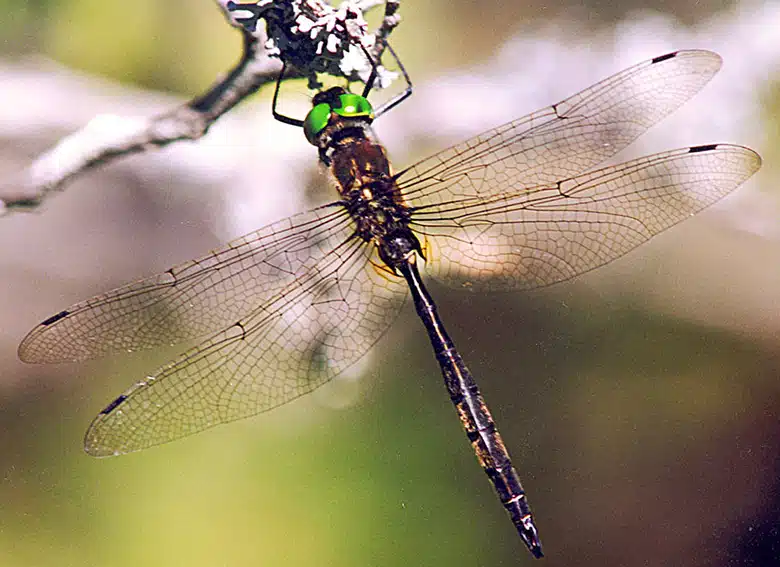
[303,93,374,146]
[303,102,332,146]
[332,93,374,119]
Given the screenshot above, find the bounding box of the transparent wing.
[408,145,761,290]
[83,232,408,456]
[18,201,411,455]
[19,205,356,363]
[396,50,721,203]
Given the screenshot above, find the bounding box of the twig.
[0,32,280,213]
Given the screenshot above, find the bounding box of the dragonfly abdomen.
[399,259,544,557]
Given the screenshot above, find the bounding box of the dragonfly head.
[304,87,375,146]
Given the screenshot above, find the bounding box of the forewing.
[19,205,352,363]
[84,235,408,456]
[396,50,721,203]
[409,145,761,290]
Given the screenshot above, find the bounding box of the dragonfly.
[19,50,761,558]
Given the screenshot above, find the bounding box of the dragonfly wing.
[19,204,355,363]
[409,145,761,290]
[84,235,408,456]
[396,50,721,203]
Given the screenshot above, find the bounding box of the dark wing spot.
[41,310,70,326]
[689,144,719,153]
[652,51,677,64]
[100,395,128,415]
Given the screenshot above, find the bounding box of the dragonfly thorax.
[317,110,416,268]
[330,134,413,247]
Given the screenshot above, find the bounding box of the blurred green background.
[1,1,779,566]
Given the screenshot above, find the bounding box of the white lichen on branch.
[225,0,398,88]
